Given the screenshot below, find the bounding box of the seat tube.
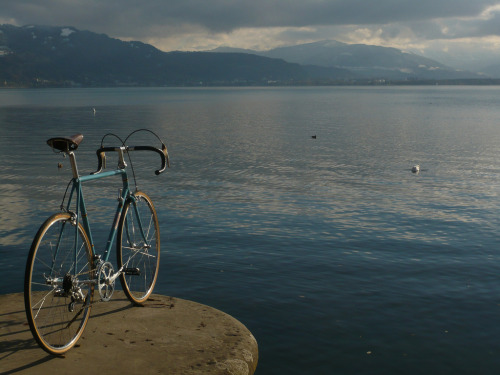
[77,180,94,256]
[68,151,79,179]
[73,179,81,275]
[69,151,86,256]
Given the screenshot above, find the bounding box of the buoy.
[411,165,420,173]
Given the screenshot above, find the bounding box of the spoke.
[32,288,57,319]
[137,250,156,258]
[143,212,153,242]
[35,256,54,272]
[31,281,58,288]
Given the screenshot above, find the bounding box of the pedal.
[123,267,140,276]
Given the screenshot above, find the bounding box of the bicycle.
[24,129,169,355]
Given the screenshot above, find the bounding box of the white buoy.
[411,165,420,173]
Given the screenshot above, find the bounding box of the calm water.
[2,86,500,374]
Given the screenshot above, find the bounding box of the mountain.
[211,40,481,80]
[0,25,355,87]
[210,47,258,54]
[480,63,500,78]
[0,25,486,87]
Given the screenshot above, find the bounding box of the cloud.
[3,1,499,33]
[3,0,500,57]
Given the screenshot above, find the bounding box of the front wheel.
[24,212,94,355]
[117,191,160,305]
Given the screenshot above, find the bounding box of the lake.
[2,86,500,374]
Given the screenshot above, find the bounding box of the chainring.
[97,261,115,301]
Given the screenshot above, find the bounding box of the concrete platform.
[0,291,258,375]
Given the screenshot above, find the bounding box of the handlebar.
[91,144,169,175]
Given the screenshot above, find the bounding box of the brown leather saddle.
[47,134,84,152]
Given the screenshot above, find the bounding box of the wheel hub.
[62,273,75,294]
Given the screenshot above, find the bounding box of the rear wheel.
[117,191,160,305]
[24,213,94,355]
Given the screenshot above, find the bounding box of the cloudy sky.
[3,0,500,69]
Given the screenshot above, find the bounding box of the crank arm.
[107,268,123,284]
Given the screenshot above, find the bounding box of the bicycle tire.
[24,212,94,355]
[117,191,160,305]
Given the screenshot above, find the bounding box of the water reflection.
[3,87,500,375]
[2,87,500,254]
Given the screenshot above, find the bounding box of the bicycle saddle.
[47,134,84,152]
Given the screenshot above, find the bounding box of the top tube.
[79,168,127,183]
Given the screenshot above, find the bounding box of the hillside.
[212,40,481,80]
[0,25,487,87]
[0,25,353,87]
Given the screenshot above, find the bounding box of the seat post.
[68,151,79,179]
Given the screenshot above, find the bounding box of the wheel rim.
[118,193,159,303]
[26,214,93,353]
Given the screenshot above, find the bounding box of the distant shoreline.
[3,78,500,89]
